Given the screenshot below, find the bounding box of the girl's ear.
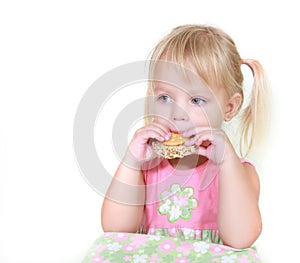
[224,93,243,121]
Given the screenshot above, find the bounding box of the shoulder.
[241,159,260,198]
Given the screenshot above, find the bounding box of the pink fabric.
[142,158,254,232]
[143,158,219,231]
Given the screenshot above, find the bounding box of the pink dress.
[81,158,262,263]
[141,158,222,243]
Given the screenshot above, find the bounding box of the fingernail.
[164,133,171,140]
[182,131,188,137]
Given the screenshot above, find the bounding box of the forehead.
[154,81,206,97]
[151,61,212,96]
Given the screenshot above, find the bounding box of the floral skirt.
[81,232,261,263]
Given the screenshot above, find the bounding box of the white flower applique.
[158,184,198,223]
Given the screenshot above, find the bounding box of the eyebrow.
[154,82,174,92]
[155,83,208,97]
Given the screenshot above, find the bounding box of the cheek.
[198,104,224,128]
[151,102,172,121]
[155,104,170,115]
[189,110,209,127]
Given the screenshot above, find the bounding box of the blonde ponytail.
[240,59,269,157]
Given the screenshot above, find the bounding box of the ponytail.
[240,59,269,157]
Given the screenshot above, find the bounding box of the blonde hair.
[146,24,269,157]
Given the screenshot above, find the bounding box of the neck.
[168,154,208,170]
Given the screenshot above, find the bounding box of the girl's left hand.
[182,127,235,164]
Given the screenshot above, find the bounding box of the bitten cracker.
[152,133,198,159]
[163,133,187,146]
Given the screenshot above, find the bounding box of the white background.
[1,0,299,262]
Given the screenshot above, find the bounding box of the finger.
[145,130,165,142]
[149,122,170,133]
[152,118,178,134]
[182,126,216,138]
[144,144,155,160]
[197,143,217,159]
[184,131,214,146]
[136,127,169,143]
[146,124,171,140]
[197,146,210,158]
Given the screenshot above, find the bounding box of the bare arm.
[184,128,262,249]
[101,123,170,233]
[218,145,262,249]
[101,155,145,233]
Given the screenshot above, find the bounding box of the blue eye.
[158,95,173,103]
[191,97,206,105]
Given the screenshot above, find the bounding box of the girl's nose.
[172,104,188,121]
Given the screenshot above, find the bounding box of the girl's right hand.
[126,123,171,166]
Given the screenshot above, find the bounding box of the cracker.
[152,133,198,159]
[163,133,187,146]
[152,141,198,159]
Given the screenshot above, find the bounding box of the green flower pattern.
[158,184,198,223]
[81,232,262,263]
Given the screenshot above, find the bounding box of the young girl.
[83,24,267,263]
